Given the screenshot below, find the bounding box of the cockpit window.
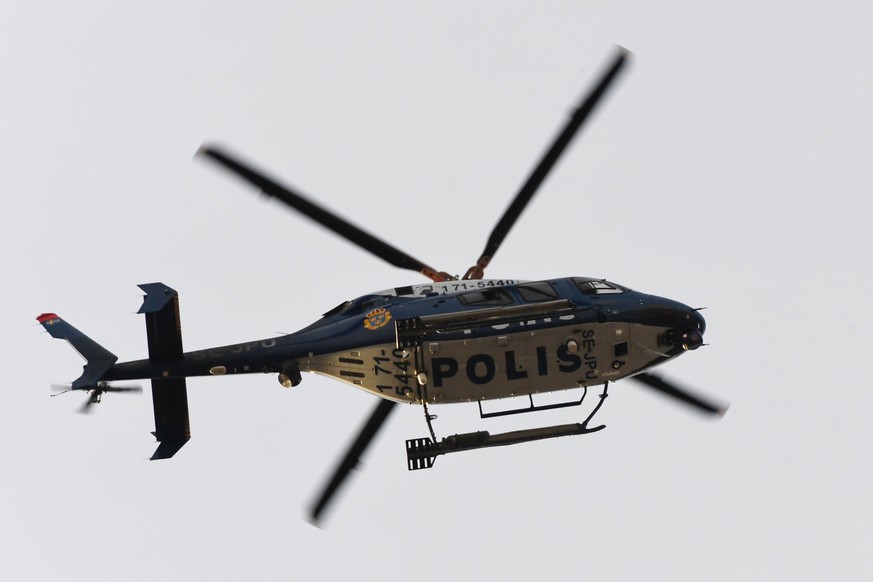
[574,277,626,295]
[517,281,558,302]
[458,288,513,306]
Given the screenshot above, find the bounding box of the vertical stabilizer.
[36,313,118,389]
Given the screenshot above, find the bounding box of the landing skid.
[407,382,609,470]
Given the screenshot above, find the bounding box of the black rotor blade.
[101,385,143,394]
[77,398,96,415]
[465,48,629,279]
[631,373,728,416]
[199,146,451,282]
[309,399,397,526]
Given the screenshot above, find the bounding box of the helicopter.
[38,48,726,524]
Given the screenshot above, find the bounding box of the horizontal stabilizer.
[36,313,118,389]
[150,378,190,460]
[137,284,191,459]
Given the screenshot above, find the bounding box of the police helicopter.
[38,48,726,524]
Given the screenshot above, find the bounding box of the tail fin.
[37,313,118,390]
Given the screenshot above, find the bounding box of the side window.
[574,277,624,295]
[362,296,390,311]
[517,281,558,302]
[458,288,513,306]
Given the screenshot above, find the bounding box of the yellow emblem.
[364,308,392,331]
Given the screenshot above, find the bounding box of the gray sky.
[5,2,873,580]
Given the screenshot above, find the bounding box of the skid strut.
[407,382,610,470]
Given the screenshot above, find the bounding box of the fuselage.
[106,277,705,405]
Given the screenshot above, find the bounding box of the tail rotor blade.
[630,373,728,416]
[59,383,142,414]
[77,397,96,415]
[199,146,452,282]
[309,399,397,527]
[464,48,629,279]
[101,385,143,394]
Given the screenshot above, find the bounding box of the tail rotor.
[51,382,143,414]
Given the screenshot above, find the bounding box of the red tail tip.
[37,313,59,323]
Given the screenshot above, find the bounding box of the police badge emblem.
[363,308,392,330]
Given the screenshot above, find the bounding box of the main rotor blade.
[199,146,452,282]
[309,398,397,526]
[630,373,728,416]
[464,48,629,279]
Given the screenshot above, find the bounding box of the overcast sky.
[5,2,873,580]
